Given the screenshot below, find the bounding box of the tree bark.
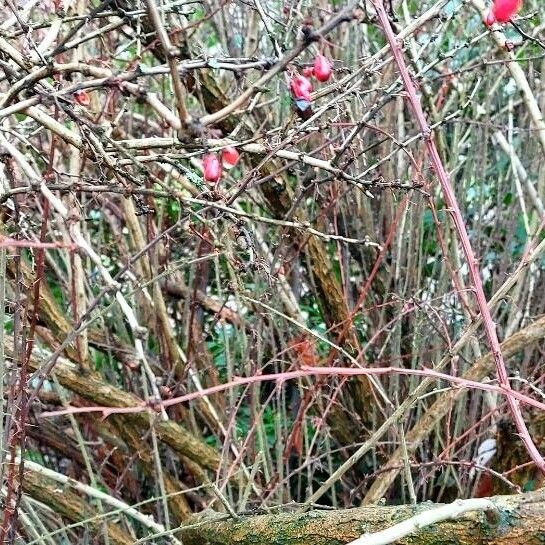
[180,490,545,545]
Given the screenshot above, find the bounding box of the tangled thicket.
[1,0,545,543]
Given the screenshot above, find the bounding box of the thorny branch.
[1,0,545,543]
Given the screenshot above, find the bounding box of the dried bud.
[504,39,515,50]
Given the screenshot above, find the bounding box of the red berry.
[221,146,240,168]
[202,153,221,183]
[313,54,332,83]
[290,75,312,102]
[73,89,90,106]
[491,0,521,23]
[302,66,315,78]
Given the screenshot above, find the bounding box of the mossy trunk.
[180,490,545,545]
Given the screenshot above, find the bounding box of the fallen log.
[180,490,545,545]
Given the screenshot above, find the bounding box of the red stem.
[371,0,545,474]
[39,365,545,418]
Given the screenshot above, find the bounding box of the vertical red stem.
[372,0,545,474]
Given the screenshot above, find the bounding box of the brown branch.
[5,337,221,474]
[20,470,134,545]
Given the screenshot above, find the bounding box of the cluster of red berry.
[205,54,332,184]
[72,2,523,187]
[289,54,332,115]
[202,147,240,184]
